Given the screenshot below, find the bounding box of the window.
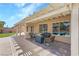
[52,23,60,35]
[31,26,34,33]
[26,26,28,32]
[60,22,66,35]
[39,24,48,33]
[63,21,70,35]
[52,21,70,36]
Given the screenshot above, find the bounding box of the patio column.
[71,5,79,56]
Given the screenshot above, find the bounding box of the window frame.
[39,24,48,33]
[52,20,70,37]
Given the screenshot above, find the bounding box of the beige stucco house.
[14,3,79,56]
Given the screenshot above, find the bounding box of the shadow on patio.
[12,35,71,56]
[26,37,71,56]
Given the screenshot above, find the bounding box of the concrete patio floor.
[13,36,56,56]
[26,38,71,56]
[14,35,71,56]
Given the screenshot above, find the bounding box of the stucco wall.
[33,14,70,33]
[55,36,71,44]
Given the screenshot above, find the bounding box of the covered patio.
[14,4,79,56]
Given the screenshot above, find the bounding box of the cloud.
[14,3,26,8]
[13,3,37,19]
[18,4,43,18]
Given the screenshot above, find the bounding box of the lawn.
[0,33,15,38]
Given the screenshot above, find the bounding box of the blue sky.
[0,3,48,27]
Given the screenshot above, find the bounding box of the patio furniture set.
[29,32,55,46]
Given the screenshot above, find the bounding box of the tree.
[0,21,5,33]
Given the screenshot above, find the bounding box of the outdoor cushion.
[35,35,44,44]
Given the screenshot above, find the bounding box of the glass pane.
[39,24,48,33]
[52,23,60,35]
[60,21,70,35]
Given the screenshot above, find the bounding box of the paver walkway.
[0,36,23,56]
[0,37,13,56]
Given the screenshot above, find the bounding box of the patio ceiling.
[25,7,71,24]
